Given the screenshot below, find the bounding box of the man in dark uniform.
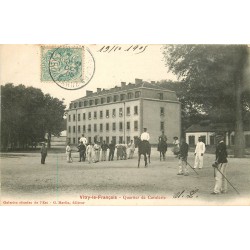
[108,140,116,161]
[78,141,85,162]
[177,138,189,176]
[41,143,47,164]
[211,135,228,194]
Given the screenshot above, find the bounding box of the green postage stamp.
[41,45,95,90]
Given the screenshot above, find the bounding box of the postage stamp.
[41,45,95,90]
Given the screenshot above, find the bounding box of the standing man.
[66,142,72,163]
[177,138,189,176]
[211,135,228,195]
[77,141,85,162]
[108,140,116,161]
[127,140,135,159]
[41,143,47,164]
[194,137,206,169]
[79,134,88,146]
[101,141,109,161]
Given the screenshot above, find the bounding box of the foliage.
[162,45,250,157]
[1,83,66,150]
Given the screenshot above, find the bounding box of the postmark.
[41,45,95,90]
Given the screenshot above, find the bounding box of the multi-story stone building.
[67,79,181,145]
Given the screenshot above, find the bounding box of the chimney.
[135,78,143,85]
[97,88,101,93]
[86,90,93,96]
[121,82,126,88]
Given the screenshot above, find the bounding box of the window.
[112,122,116,131]
[160,121,164,131]
[134,121,138,131]
[120,94,125,101]
[119,122,123,131]
[78,125,81,133]
[127,92,133,99]
[101,97,105,104]
[126,107,130,116]
[94,124,97,132]
[73,138,76,144]
[94,111,97,119]
[106,123,109,131]
[95,99,99,105]
[79,102,82,107]
[88,112,91,120]
[100,111,103,119]
[107,96,111,103]
[73,126,76,133]
[68,138,71,144]
[88,124,91,132]
[83,113,86,120]
[135,91,141,98]
[119,136,123,144]
[134,106,138,115]
[78,114,80,121]
[106,110,109,118]
[119,108,123,117]
[158,93,163,100]
[160,107,164,116]
[89,100,93,106]
[68,126,71,133]
[74,102,77,108]
[68,115,71,122]
[189,136,195,146]
[73,114,76,121]
[126,136,131,144]
[200,136,206,144]
[113,95,118,102]
[210,135,215,145]
[106,137,109,144]
[84,100,88,106]
[100,124,103,132]
[112,109,116,117]
[83,125,86,133]
[127,122,130,130]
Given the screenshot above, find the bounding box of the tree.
[163,45,250,157]
[1,84,66,150]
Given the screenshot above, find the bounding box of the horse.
[157,139,168,161]
[136,138,151,168]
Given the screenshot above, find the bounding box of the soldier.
[66,142,72,163]
[127,140,135,159]
[177,138,189,176]
[211,135,228,195]
[108,140,116,161]
[101,141,109,161]
[40,143,47,164]
[194,137,206,169]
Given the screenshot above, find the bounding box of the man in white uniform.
[141,128,150,141]
[79,134,88,146]
[194,137,206,169]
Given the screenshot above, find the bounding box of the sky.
[0,44,177,108]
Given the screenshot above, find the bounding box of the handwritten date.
[98,44,148,54]
[173,188,199,198]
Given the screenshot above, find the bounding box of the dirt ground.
[1,147,250,206]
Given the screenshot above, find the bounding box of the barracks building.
[66,79,181,145]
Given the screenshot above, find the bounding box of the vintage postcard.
[0,44,250,206]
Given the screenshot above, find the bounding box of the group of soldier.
[41,128,229,195]
[65,134,136,164]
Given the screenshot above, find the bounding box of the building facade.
[67,79,181,145]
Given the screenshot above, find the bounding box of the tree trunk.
[234,79,245,157]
